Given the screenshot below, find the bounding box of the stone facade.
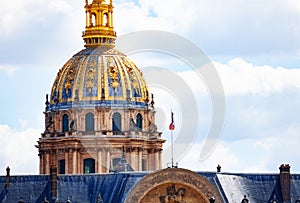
[38,94,164,175]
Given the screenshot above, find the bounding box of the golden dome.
[49,46,149,109]
[48,0,150,110]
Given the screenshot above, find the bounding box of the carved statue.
[108,58,120,89]
[149,121,157,133]
[70,119,77,131]
[45,113,54,133]
[129,118,137,131]
[241,195,249,203]
[159,184,186,203]
[85,67,96,94]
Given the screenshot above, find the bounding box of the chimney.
[5,166,10,189]
[50,166,58,199]
[279,164,291,203]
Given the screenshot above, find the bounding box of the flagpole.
[169,109,176,168]
[171,129,174,168]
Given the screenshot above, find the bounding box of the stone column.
[106,149,111,173]
[65,149,69,174]
[77,150,81,174]
[45,151,50,174]
[148,149,155,171]
[138,149,142,171]
[155,150,159,171]
[39,151,44,174]
[97,150,102,173]
[72,149,77,174]
[158,150,162,169]
[86,11,90,27]
[108,12,112,27]
[131,148,137,171]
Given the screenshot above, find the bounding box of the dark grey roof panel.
[217,173,281,203]
[291,175,300,201]
[56,172,148,203]
[0,175,50,203]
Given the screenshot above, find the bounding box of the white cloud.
[0,0,73,37]
[179,124,300,173]
[215,58,300,95]
[0,64,19,76]
[165,58,300,172]
[0,124,40,174]
[0,0,42,36]
[178,141,239,172]
[48,0,72,13]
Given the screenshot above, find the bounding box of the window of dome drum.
[62,114,69,132]
[85,113,95,131]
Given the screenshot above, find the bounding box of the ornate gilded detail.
[85,58,97,94]
[108,58,120,89]
[49,48,150,107]
[64,58,80,95]
[123,57,140,96]
[52,68,63,94]
[83,0,116,47]
[159,184,186,203]
[51,59,71,103]
[85,67,96,93]
[103,48,124,55]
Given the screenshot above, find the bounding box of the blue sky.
[1,0,300,174]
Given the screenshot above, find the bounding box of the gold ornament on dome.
[85,58,97,94]
[108,58,120,89]
[85,67,96,93]
[123,57,139,95]
[64,58,80,94]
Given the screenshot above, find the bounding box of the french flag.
[169,111,175,131]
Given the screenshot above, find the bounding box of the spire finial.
[82,0,116,47]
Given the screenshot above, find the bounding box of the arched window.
[103,13,108,26]
[62,114,69,132]
[91,13,96,26]
[136,113,142,131]
[84,158,95,174]
[112,112,121,132]
[85,113,95,131]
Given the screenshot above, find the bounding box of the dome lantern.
[83,0,116,47]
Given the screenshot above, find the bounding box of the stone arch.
[91,12,97,26]
[62,113,69,132]
[136,113,143,131]
[85,112,95,131]
[125,168,223,203]
[112,112,122,132]
[103,12,108,26]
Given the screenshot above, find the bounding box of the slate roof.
[0,171,299,203]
